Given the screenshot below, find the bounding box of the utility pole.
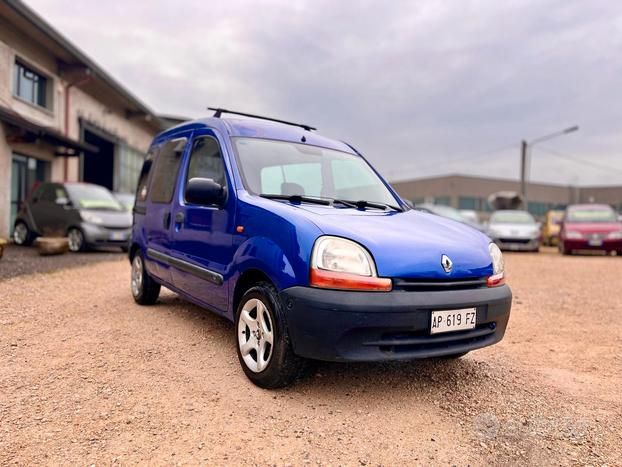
[520,126,579,211]
[520,140,528,208]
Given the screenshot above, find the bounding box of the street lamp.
[520,125,579,206]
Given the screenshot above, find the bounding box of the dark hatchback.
[13,182,131,252]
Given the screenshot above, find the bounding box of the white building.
[0,0,167,238]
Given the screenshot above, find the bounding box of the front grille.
[364,323,497,354]
[498,238,531,244]
[392,277,487,292]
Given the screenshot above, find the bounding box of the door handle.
[174,211,185,231]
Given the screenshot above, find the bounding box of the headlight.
[81,211,104,225]
[565,231,583,239]
[487,243,505,287]
[310,236,391,291]
[607,231,622,240]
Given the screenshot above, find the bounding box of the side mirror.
[56,197,70,206]
[185,178,225,206]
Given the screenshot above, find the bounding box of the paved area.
[0,244,124,280]
[0,248,620,465]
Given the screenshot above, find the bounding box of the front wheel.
[235,282,306,388]
[131,253,160,305]
[67,227,86,252]
[559,242,571,256]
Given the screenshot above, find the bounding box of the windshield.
[66,184,123,211]
[490,210,535,224]
[233,138,398,207]
[567,206,617,223]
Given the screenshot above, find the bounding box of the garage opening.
[81,127,115,190]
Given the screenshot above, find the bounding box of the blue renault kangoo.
[129,109,512,388]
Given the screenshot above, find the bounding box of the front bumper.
[280,284,512,362]
[493,237,540,251]
[563,238,622,252]
[81,222,131,247]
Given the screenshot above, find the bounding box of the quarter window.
[186,137,227,188]
[135,147,157,202]
[149,138,187,204]
[13,61,48,108]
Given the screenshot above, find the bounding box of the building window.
[433,196,451,206]
[115,144,146,194]
[527,201,553,217]
[13,61,49,108]
[458,196,490,211]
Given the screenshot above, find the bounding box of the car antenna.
[207,107,316,131]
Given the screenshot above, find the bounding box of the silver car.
[487,210,541,252]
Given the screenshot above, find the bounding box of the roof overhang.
[0,106,98,156]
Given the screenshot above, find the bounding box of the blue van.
[129,109,512,388]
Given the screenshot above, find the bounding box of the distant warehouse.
[391,174,622,217]
[0,0,172,238]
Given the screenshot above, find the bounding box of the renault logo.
[441,254,453,273]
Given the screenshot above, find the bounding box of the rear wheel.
[67,228,86,252]
[131,253,160,305]
[235,282,307,388]
[13,221,32,246]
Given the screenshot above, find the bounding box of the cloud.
[26,0,622,186]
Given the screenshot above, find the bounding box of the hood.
[290,205,494,279]
[488,222,539,239]
[81,209,132,228]
[564,222,622,234]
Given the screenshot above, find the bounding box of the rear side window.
[149,137,187,204]
[186,136,227,187]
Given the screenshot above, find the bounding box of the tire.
[235,282,307,388]
[67,227,86,252]
[13,221,33,246]
[131,252,160,305]
[121,245,129,253]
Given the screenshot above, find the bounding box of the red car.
[559,204,622,255]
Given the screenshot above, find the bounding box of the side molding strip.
[146,248,224,286]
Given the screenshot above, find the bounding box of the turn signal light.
[310,268,392,292]
[487,272,505,287]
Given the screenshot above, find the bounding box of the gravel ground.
[0,244,124,280]
[0,247,620,465]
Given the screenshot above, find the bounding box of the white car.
[487,210,541,252]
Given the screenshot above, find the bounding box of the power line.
[536,146,622,176]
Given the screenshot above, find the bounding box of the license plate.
[430,308,477,334]
[110,232,126,241]
[509,243,520,250]
[588,238,602,246]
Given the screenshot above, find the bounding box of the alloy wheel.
[13,223,28,245]
[237,298,274,373]
[131,255,143,298]
[67,228,83,252]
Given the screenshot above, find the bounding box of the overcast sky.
[27,0,622,186]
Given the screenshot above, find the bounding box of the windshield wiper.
[260,194,330,206]
[332,199,403,212]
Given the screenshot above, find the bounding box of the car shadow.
[154,292,498,397]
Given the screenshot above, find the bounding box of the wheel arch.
[232,268,275,316]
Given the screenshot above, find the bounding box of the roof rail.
[207,107,316,131]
